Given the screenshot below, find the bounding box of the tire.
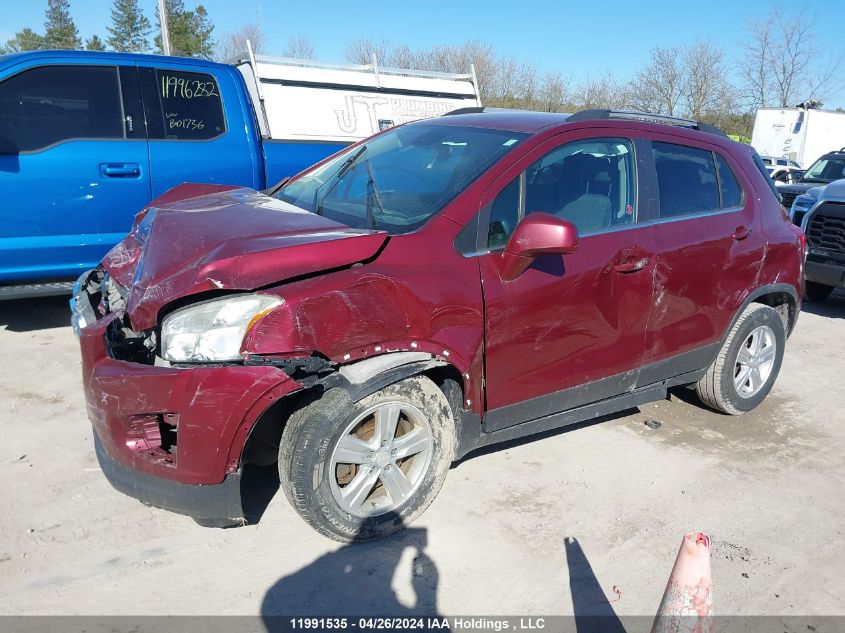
[279,375,455,542]
[804,281,834,303]
[695,303,785,415]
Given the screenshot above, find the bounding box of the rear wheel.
[804,281,834,303]
[696,303,785,415]
[279,375,455,542]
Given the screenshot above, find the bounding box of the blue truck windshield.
[274,124,527,234]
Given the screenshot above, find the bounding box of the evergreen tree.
[44,0,81,49]
[155,0,215,59]
[85,35,106,51]
[191,5,215,60]
[3,28,46,53]
[106,0,151,53]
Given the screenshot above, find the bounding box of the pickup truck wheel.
[695,303,785,415]
[804,281,834,303]
[279,375,455,542]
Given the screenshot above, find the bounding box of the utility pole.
[158,0,171,55]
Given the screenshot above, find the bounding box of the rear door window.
[653,142,720,217]
[0,65,124,152]
[715,154,743,208]
[148,69,225,140]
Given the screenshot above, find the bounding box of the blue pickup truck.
[0,49,479,296]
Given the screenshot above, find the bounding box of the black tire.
[279,375,455,542]
[695,303,785,415]
[804,281,834,303]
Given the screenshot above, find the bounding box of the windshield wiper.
[365,159,386,230]
[313,144,367,216]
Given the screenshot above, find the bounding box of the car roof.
[428,110,571,133]
[0,49,227,71]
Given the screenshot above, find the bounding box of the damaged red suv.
[72,109,804,541]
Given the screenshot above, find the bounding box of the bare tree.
[739,9,842,109]
[575,72,624,110]
[345,37,390,64]
[283,34,315,60]
[538,70,570,112]
[627,46,684,115]
[217,23,264,60]
[682,39,731,118]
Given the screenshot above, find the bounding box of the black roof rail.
[444,106,486,116]
[566,109,728,138]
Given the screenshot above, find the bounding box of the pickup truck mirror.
[499,212,579,281]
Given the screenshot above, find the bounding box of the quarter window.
[0,65,124,153]
[150,69,225,140]
[487,137,637,247]
[715,154,742,208]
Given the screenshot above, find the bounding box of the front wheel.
[695,303,785,415]
[804,281,834,303]
[279,375,455,542]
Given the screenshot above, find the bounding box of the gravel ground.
[0,292,843,618]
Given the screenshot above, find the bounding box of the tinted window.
[802,156,845,183]
[488,177,520,249]
[151,69,225,140]
[0,65,124,152]
[715,154,742,207]
[653,142,719,217]
[487,138,637,247]
[276,124,526,235]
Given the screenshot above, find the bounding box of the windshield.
[802,156,845,183]
[274,124,527,234]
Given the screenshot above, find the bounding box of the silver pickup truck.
[790,179,845,302]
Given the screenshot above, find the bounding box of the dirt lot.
[1,292,843,618]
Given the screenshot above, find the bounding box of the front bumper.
[805,259,845,288]
[94,431,244,522]
[75,286,303,521]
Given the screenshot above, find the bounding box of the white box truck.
[233,46,481,143]
[752,107,845,168]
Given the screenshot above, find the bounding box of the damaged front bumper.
[73,270,304,524]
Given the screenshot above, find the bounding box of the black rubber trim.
[258,77,476,100]
[94,432,244,522]
[722,283,801,339]
[805,260,845,288]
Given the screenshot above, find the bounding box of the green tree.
[155,0,215,59]
[106,0,151,53]
[2,28,46,53]
[44,0,81,49]
[85,34,106,51]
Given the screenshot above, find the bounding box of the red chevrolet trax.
[71,109,805,541]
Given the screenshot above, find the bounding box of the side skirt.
[455,383,670,460]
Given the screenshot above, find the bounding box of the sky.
[2,0,845,108]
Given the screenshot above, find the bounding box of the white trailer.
[751,107,845,168]
[232,45,481,143]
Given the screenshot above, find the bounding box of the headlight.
[161,294,283,362]
[790,194,816,221]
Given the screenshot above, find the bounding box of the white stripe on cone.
[652,532,713,633]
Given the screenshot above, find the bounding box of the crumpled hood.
[102,184,387,330]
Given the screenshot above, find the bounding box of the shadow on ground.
[0,295,71,332]
[801,288,845,319]
[261,514,439,626]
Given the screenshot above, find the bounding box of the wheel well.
[240,362,467,468]
[753,291,796,335]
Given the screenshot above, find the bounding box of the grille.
[807,204,845,255]
[780,191,799,209]
[792,210,806,227]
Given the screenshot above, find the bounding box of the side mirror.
[499,212,578,281]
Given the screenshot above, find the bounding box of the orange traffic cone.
[652,532,713,633]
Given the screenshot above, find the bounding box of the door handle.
[732,225,753,241]
[101,163,141,178]
[613,257,649,274]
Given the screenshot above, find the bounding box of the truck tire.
[279,375,455,542]
[804,281,834,303]
[695,303,785,416]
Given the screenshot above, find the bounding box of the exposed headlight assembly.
[161,294,282,362]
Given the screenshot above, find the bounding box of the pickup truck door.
[137,62,263,197]
[0,61,150,282]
